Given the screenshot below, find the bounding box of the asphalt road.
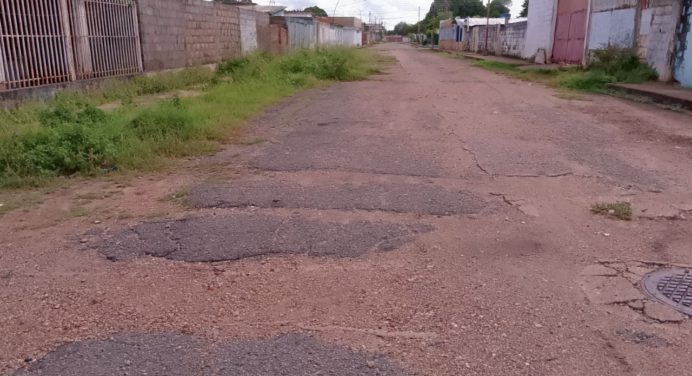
[3,44,692,376]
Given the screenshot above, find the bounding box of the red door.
[552,0,588,63]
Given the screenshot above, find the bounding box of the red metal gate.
[552,0,588,63]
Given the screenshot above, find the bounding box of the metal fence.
[0,0,142,91]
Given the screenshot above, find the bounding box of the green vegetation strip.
[0,48,384,189]
[471,47,657,92]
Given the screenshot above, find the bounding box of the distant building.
[438,17,527,57]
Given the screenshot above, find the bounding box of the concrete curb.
[608,83,692,111]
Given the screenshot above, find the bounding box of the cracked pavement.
[2,44,692,375]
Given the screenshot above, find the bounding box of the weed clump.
[0,48,383,188]
[562,48,657,91]
[472,47,657,92]
[591,201,632,221]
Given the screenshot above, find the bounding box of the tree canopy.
[486,0,511,17]
[519,0,528,17]
[424,0,513,24]
[419,0,513,34]
[303,6,328,17]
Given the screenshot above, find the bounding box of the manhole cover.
[642,268,692,316]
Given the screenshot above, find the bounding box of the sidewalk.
[457,52,562,71]
[609,82,692,111]
[459,52,527,66]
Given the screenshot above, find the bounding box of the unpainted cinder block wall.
[256,12,272,53]
[137,0,242,71]
[637,0,683,81]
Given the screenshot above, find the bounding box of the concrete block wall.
[523,0,557,60]
[638,0,683,81]
[137,1,187,70]
[269,24,288,55]
[500,21,528,57]
[256,12,272,53]
[674,0,691,87]
[588,6,637,49]
[470,25,501,53]
[240,8,258,54]
[137,0,242,71]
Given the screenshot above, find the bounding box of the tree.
[303,6,328,17]
[393,22,410,36]
[486,0,511,18]
[519,0,528,17]
[454,0,486,18]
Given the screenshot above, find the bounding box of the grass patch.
[68,205,91,218]
[161,187,191,205]
[472,60,575,87]
[472,47,657,93]
[591,201,632,221]
[0,48,383,189]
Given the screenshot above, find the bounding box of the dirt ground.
[2,43,692,375]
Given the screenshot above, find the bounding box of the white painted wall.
[637,0,682,81]
[239,8,258,54]
[523,0,557,60]
[587,7,636,49]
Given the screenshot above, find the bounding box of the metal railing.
[0,0,142,91]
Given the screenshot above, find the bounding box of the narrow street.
[2,43,692,375]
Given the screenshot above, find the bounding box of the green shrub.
[561,71,616,91]
[589,47,658,83]
[128,99,196,141]
[0,113,114,180]
[0,47,382,188]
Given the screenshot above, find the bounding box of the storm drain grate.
[642,269,692,316]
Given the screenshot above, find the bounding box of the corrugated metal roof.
[456,17,506,27]
[249,5,287,14]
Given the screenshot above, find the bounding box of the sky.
[255,0,524,29]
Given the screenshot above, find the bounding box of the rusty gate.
[552,0,588,64]
[0,0,142,91]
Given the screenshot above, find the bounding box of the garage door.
[552,0,588,63]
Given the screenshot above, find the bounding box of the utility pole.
[418,6,421,44]
[484,0,491,54]
[332,0,341,24]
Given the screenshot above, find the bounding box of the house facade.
[524,0,692,86]
[439,17,528,57]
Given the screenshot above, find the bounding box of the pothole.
[641,268,692,316]
[97,213,433,262]
[14,333,410,376]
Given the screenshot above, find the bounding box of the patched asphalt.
[188,180,491,215]
[14,334,411,376]
[250,134,458,178]
[213,334,410,375]
[14,333,206,376]
[98,213,433,262]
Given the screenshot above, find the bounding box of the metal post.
[58,0,76,80]
[418,6,421,44]
[0,41,6,90]
[73,0,93,78]
[484,0,491,54]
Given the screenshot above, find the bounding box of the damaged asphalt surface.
[2,44,692,375]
